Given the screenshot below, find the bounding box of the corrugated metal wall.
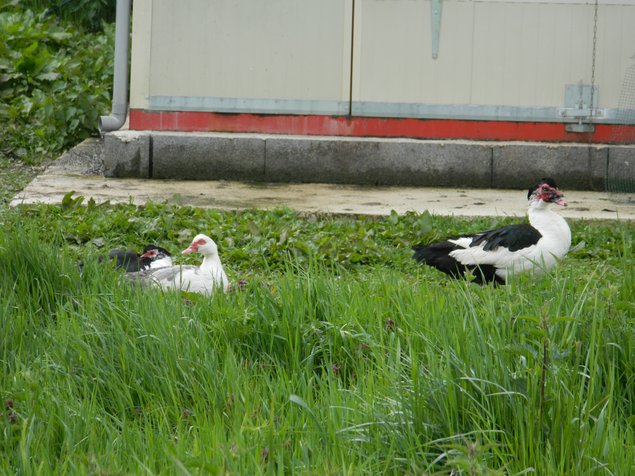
[130,0,635,124]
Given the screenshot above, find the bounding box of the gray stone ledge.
[101,131,630,190]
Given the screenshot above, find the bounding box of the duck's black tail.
[412,242,503,285]
[412,241,464,278]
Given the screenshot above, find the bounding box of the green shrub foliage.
[6,0,116,32]
[0,8,114,162]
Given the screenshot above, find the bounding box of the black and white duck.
[412,178,571,284]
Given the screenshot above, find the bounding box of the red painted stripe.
[129,109,635,144]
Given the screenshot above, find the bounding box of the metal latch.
[560,83,599,133]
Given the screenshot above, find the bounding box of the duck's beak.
[182,244,197,254]
[554,191,567,206]
[140,250,156,260]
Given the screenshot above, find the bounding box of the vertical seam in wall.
[586,144,591,189]
[489,145,494,188]
[148,134,154,179]
[605,145,609,191]
[263,137,267,179]
[584,142,594,190]
[348,0,356,118]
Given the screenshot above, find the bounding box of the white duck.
[128,234,229,295]
[412,178,571,284]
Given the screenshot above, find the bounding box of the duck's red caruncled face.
[182,238,207,254]
[140,249,158,259]
[537,183,566,206]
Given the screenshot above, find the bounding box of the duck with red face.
[101,244,172,272]
[137,245,173,269]
[412,178,571,285]
[127,234,229,295]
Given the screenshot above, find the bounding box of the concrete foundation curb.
[103,131,635,190]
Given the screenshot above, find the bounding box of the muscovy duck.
[137,245,173,269]
[127,234,229,295]
[412,178,571,284]
[105,245,173,272]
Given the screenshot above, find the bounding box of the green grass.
[0,156,45,206]
[1,204,633,474]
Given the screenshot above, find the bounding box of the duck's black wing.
[106,250,142,272]
[470,224,542,252]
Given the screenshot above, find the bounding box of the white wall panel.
[129,0,152,109]
[136,0,352,113]
[469,2,592,107]
[129,0,635,121]
[594,4,635,109]
[353,0,635,118]
[353,0,474,104]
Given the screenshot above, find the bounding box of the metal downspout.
[99,0,131,133]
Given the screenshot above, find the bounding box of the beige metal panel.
[594,4,635,109]
[471,2,635,109]
[470,2,592,107]
[477,1,631,4]
[129,0,153,109]
[354,0,635,111]
[130,0,635,118]
[146,0,352,102]
[353,0,475,104]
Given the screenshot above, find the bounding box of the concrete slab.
[492,143,606,190]
[607,146,635,193]
[264,137,492,186]
[11,171,635,220]
[103,131,150,178]
[152,132,266,180]
[10,138,635,220]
